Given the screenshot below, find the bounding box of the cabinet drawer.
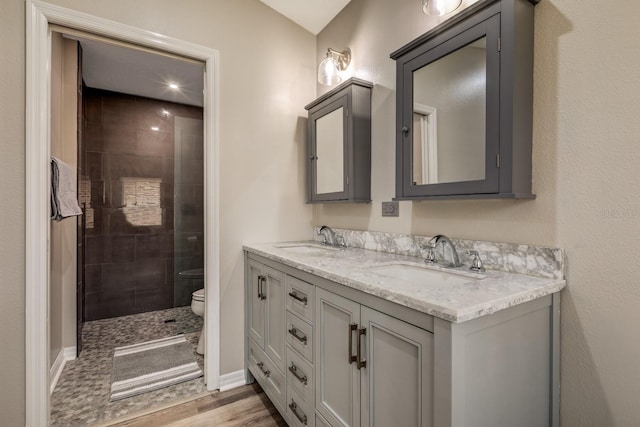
[287,311,314,363]
[286,275,314,323]
[286,345,314,406]
[248,339,285,411]
[287,387,315,427]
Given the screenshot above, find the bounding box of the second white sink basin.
[369,262,481,286]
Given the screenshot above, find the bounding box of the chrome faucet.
[318,226,337,246]
[425,234,461,268]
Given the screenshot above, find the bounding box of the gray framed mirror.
[391,0,537,200]
[315,104,345,195]
[305,78,372,204]
[412,35,489,187]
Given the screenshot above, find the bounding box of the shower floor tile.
[51,306,205,426]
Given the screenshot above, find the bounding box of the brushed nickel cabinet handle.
[256,361,270,378]
[289,399,308,425]
[288,327,307,344]
[257,275,263,299]
[288,291,308,306]
[357,327,367,370]
[348,323,357,364]
[257,275,267,300]
[288,363,308,385]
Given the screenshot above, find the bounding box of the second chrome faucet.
[424,234,461,268]
[424,234,486,272]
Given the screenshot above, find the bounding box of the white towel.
[51,157,82,221]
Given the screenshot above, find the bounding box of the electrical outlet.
[381,201,399,217]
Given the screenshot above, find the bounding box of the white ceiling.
[260,0,351,34]
[75,0,350,105]
[76,37,204,107]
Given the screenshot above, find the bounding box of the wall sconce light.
[422,0,462,16]
[318,48,351,86]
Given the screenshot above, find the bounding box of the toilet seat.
[192,288,205,302]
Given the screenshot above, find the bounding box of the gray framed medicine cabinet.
[391,0,538,200]
[305,78,373,203]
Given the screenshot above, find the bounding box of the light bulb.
[318,55,342,86]
[422,0,462,16]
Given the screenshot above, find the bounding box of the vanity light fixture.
[318,48,351,86]
[422,0,462,16]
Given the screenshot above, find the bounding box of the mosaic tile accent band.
[313,227,564,280]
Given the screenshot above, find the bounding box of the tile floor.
[51,306,205,426]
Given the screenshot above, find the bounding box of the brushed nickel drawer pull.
[348,323,357,364]
[288,291,308,305]
[357,327,367,370]
[256,361,270,378]
[288,327,307,344]
[257,275,267,300]
[289,399,308,425]
[289,363,308,385]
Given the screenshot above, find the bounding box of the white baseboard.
[64,346,76,361]
[50,346,76,395]
[218,369,246,392]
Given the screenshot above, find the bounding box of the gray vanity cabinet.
[245,250,559,427]
[305,78,372,204]
[246,258,286,399]
[315,287,433,427]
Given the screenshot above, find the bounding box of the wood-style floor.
[104,383,288,427]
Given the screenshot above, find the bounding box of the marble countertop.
[244,241,566,323]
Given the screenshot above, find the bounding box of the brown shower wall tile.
[84,264,102,293]
[84,95,102,123]
[85,235,136,264]
[104,153,164,180]
[135,233,175,260]
[84,122,104,151]
[82,87,203,320]
[101,259,167,292]
[136,128,173,157]
[84,289,136,321]
[86,151,103,180]
[102,126,137,154]
[135,288,174,313]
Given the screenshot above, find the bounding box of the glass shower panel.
[173,116,205,309]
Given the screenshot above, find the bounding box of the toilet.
[191,288,205,355]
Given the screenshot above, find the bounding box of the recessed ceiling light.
[151,126,160,131]
[168,83,179,90]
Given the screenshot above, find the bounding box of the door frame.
[26,1,221,424]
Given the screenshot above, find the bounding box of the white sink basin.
[275,243,340,254]
[369,262,481,286]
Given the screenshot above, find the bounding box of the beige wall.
[0,0,26,424]
[50,34,79,368]
[0,0,315,422]
[316,0,640,424]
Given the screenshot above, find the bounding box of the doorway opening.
[26,1,220,425]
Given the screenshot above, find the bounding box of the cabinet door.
[247,259,265,348]
[315,287,360,427]
[361,306,434,427]
[264,265,286,373]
